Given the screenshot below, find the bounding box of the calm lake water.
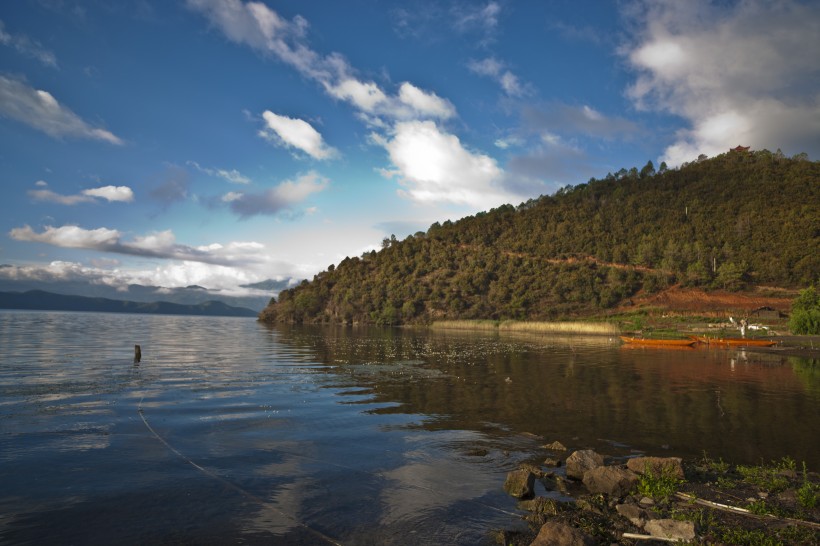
[1,310,818,544]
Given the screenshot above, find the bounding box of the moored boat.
[619,336,697,347]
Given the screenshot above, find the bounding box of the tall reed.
[430,320,619,335]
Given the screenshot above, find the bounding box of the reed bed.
[430,319,619,335]
[430,320,499,331]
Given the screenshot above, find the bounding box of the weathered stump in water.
[134,344,141,363]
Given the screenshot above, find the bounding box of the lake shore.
[496,447,820,545]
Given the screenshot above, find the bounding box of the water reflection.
[2,312,818,545]
[267,324,820,468]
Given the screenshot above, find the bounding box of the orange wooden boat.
[689,335,777,347]
[620,336,696,347]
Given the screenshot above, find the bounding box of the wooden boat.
[620,336,696,347]
[689,335,777,347]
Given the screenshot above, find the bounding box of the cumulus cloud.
[259,112,338,160]
[0,75,122,144]
[227,171,329,218]
[0,19,58,67]
[9,224,269,267]
[623,0,820,165]
[187,160,251,184]
[378,120,516,209]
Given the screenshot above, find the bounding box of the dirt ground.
[622,285,796,316]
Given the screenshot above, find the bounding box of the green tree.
[789,287,820,335]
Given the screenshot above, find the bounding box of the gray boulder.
[530,522,596,546]
[565,449,605,480]
[504,468,536,499]
[644,519,696,542]
[582,466,639,497]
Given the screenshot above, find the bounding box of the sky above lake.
[1,0,819,296]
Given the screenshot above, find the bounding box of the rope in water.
[137,397,343,546]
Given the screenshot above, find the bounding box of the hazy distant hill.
[0,276,293,311]
[0,290,258,317]
[260,149,819,324]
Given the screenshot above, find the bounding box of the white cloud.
[228,171,329,218]
[468,57,527,97]
[623,0,820,164]
[28,189,94,205]
[379,120,515,209]
[188,161,251,184]
[189,0,456,127]
[0,75,122,144]
[9,225,269,267]
[260,111,338,160]
[28,184,134,205]
[453,2,501,38]
[397,83,456,119]
[82,185,134,202]
[0,19,58,67]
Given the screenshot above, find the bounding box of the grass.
[635,462,684,502]
[430,319,620,335]
[736,457,795,494]
[798,462,820,509]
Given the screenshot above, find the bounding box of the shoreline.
[496,446,820,545]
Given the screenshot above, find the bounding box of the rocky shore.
[496,442,820,545]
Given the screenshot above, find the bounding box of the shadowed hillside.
[260,149,819,325]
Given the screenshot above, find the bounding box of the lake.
[1,311,818,544]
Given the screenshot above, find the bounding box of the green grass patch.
[635,462,684,502]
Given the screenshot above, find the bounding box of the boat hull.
[690,336,777,347]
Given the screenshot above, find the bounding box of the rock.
[644,519,696,542]
[565,449,605,480]
[615,503,650,527]
[582,466,639,497]
[504,469,536,499]
[638,496,655,507]
[544,441,568,451]
[518,497,559,516]
[544,457,562,467]
[530,522,596,546]
[626,456,685,480]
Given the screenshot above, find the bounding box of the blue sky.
[1,0,819,297]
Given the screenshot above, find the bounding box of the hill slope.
[0,290,258,317]
[260,150,819,324]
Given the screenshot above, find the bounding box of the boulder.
[504,469,536,499]
[626,456,685,480]
[644,519,696,542]
[582,466,639,497]
[565,449,605,480]
[544,441,568,451]
[615,502,650,527]
[518,497,559,516]
[530,522,596,546]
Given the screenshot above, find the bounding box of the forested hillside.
[261,149,819,324]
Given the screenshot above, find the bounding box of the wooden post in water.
[134,344,141,363]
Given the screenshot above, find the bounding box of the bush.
[789,287,820,335]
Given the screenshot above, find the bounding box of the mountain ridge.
[0,289,258,317]
[260,149,818,325]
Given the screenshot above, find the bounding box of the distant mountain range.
[0,276,294,311]
[0,290,259,317]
